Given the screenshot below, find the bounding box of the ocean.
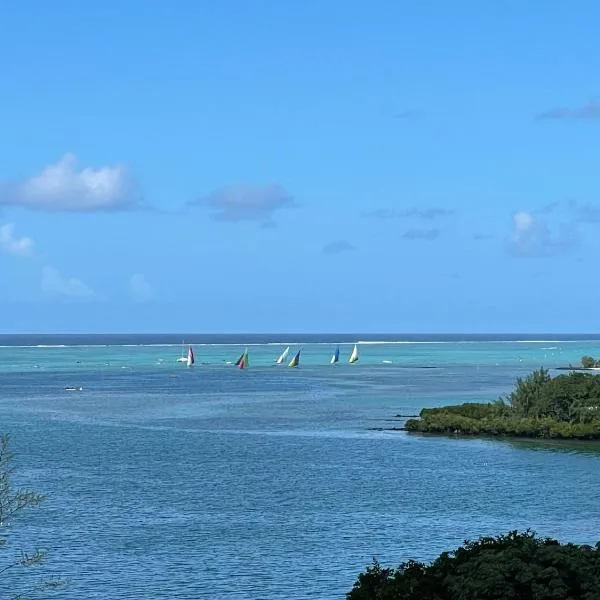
[2,333,600,599]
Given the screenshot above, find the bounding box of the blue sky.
[1,0,600,333]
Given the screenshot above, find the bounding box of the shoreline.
[377,425,600,443]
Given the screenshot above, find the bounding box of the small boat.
[186,345,195,367]
[288,349,301,368]
[349,344,359,364]
[275,346,290,365]
[65,386,83,392]
[236,348,249,369]
[330,346,340,365]
[176,340,187,363]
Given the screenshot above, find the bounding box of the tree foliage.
[405,369,600,439]
[0,434,63,599]
[580,355,598,369]
[347,530,600,600]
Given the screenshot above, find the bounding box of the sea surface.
[2,333,600,599]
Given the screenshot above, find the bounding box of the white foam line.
[0,339,599,349]
[35,345,68,348]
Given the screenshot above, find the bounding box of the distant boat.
[176,340,187,363]
[235,349,246,367]
[186,345,195,367]
[288,349,301,368]
[330,346,340,365]
[65,386,83,392]
[348,344,359,364]
[236,348,249,369]
[275,346,290,365]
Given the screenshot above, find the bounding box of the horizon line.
[1,332,600,337]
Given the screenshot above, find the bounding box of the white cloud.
[191,184,296,225]
[0,223,33,256]
[129,273,154,302]
[0,154,141,212]
[400,228,440,241]
[322,240,356,254]
[513,211,534,232]
[361,207,456,220]
[41,266,94,298]
[537,100,600,121]
[506,210,577,257]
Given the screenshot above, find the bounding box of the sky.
[1,0,600,333]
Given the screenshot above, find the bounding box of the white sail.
[349,343,359,364]
[177,340,187,362]
[276,346,290,364]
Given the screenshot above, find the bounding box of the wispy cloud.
[361,208,395,219]
[392,109,420,120]
[0,154,142,212]
[473,233,493,241]
[190,184,296,226]
[322,240,356,255]
[505,211,577,257]
[129,273,154,302]
[381,102,422,120]
[41,266,94,298]
[537,100,600,121]
[400,207,455,219]
[568,200,600,223]
[527,199,600,224]
[400,228,440,241]
[538,201,560,214]
[362,207,455,220]
[0,223,34,256]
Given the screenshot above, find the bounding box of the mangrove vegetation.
[404,368,600,439]
[580,355,600,368]
[347,530,600,600]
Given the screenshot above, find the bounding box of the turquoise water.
[2,335,600,599]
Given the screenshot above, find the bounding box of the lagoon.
[2,334,600,599]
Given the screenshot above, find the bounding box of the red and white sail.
[186,345,195,367]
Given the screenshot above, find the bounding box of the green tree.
[347,530,600,600]
[0,434,63,599]
[541,372,600,424]
[502,367,552,418]
[581,355,596,369]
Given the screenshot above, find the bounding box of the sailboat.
[348,343,359,364]
[236,348,249,369]
[275,346,290,365]
[186,345,195,367]
[234,349,245,366]
[330,346,340,365]
[288,349,301,368]
[176,340,187,363]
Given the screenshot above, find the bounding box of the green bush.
[347,530,600,600]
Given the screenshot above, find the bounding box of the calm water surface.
[2,334,600,599]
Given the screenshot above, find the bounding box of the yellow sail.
[348,343,359,364]
[288,350,301,368]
